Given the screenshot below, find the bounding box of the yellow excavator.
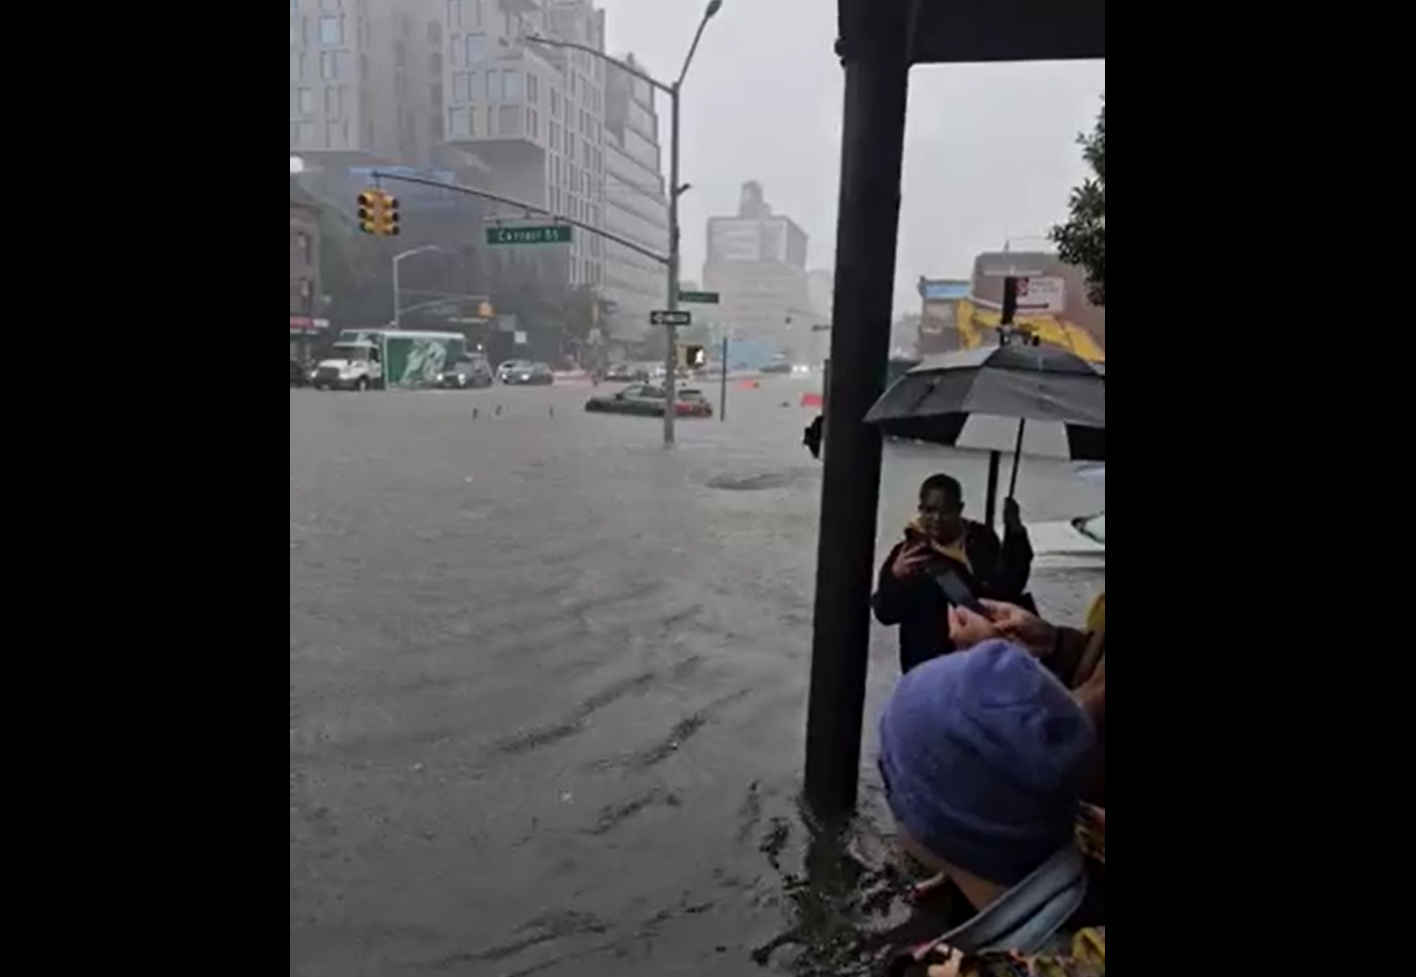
[956,299,1106,363]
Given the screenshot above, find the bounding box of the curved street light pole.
[392,245,442,330]
[527,0,722,446]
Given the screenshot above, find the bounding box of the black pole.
[1001,275,1019,330]
[986,276,1021,521]
[719,334,728,421]
[803,30,911,819]
[1008,421,1026,496]
[984,451,1001,530]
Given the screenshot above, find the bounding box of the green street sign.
[678,290,720,304]
[486,224,573,245]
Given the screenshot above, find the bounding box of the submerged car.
[585,384,713,418]
[438,359,494,389]
[1028,510,1105,572]
[604,363,650,383]
[499,361,554,385]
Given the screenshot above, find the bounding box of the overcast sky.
[598,0,1104,317]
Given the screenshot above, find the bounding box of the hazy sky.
[597,0,1104,317]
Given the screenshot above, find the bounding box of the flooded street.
[289,379,1105,976]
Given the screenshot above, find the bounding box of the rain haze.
[598,0,1105,312]
[290,2,1105,974]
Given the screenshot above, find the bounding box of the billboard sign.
[1015,276,1065,314]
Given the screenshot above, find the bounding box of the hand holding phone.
[933,567,986,616]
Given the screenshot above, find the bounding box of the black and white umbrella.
[864,343,1105,523]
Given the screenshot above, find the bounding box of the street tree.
[1051,97,1105,306]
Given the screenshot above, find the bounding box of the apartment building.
[601,54,668,339]
[289,0,444,164]
[440,0,609,288]
[703,182,812,356]
[290,180,323,359]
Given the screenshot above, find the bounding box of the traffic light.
[381,192,400,236]
[678,344,706,370]
[357,189,381,235]
[355,189,400,235]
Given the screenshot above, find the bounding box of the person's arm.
[872,542,914,625]
[908,927,1107,977]
[1039,625,1091,686]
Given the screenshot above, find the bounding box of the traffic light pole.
[526,2,719,449]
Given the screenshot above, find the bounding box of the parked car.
[290,359,308,387]
[585,384,713,418]
[605,363,650,383]
[499,361,554,385]
[504,359,535,382]
[438,359,494,389]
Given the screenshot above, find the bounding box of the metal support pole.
[392,257,402,330]
[984,451,1001,530]
[719,333,728,420]
[663,84,682,447]
[803,41,911,818]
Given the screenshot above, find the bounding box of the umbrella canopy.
[864,344,1105,461]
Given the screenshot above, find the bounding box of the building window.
[526,107,536,140]
[319,51,337,80]
[318,16,343,45]
[290,16,305,45]
[528,73,539,104]
[498,104,519,136]
[484,69,497,101]
[455,71,470,101]
[449,105,469,138]
[295,88,314,116]
[503,70,522,101]
[551,88,560,118]
[466,34,487,63]
[324,119,341,148]
[428,19,441,44]
[319,0,340,12]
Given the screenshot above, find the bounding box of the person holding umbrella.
[872,473,1034,673]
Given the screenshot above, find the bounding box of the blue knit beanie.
[878,640,1096,886]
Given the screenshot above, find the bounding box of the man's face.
[919,488,963,540]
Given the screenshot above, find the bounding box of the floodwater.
[289,379,1105,976]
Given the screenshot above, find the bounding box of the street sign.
[678,290,720,305]
[485,224,573,245]
[1015,276,1066,314]
[650,310,692,327]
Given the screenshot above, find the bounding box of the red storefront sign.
[290,315,327,334]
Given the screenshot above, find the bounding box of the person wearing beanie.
[947,597,1106,806]
[878,641,1105,976]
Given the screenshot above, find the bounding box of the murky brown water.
[290,381,1104,976]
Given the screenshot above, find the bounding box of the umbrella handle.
[1008,418,1027,498]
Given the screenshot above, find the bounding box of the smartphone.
[933,568,987,616]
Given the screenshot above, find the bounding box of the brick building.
[290,180,323,361]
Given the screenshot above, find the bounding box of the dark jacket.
[871,521,1033,673]
[1043,625,1106,807]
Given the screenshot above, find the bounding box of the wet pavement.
[289,380,1105,977]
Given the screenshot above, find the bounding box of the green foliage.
[1051,97,1105,306]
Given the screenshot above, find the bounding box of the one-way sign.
[650,310,692,327]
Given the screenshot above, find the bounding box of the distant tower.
[738,181,771,219]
